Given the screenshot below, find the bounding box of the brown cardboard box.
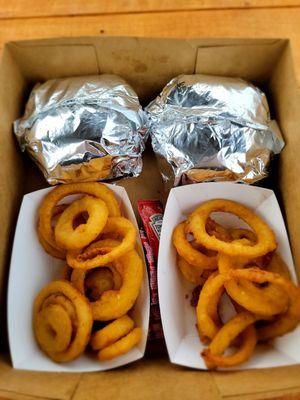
[1,36,300,400]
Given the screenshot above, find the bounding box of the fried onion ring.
[98,327,142,361]
[33,280,93,362]
[67,218,136,270]
[230,228,257,243]
[188,199,276,258]
[201,312,257,369]
[90,315,135,351]
[172,222,217,269]
[197,272,226,341]
[71,260,123,302]
[228,268,300,340]
[177,256,205,285]
[38,182,121,252]
[74,240,143,321]
[55,196,109,250]
[219,254,289,316]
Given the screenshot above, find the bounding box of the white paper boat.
[158,182,299,370]
[8,185,149,372]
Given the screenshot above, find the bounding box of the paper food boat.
[158,182,299,370]
[8,184,149,372]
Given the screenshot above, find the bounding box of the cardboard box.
[1,36,300,400]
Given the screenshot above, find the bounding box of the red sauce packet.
[137,200,163,261]
[138,199,166,354]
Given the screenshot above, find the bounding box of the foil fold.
[146,74,284,186]
[14,74,148,184]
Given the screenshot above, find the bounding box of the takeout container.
[158,182,299,370]
[1,36,300,400]
[8,185,150,372]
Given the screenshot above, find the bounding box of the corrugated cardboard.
[0,36,300,400]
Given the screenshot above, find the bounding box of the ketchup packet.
[138,199,166,354]
[137,200,163,261]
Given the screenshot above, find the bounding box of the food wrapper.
[146,74,285,186]
[14,75,148,184]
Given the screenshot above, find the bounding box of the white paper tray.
[8,184,149,372]
[158,182,299,370]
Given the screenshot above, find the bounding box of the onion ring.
[228,268,300,340]
[55,196,109,250]
[90,315,135,351]
[67,217,136,270]
[71,264,122,301]
[188,199,276,258]
[201,311,257,369]
[33,280,93,362]
[38,182,121,253]
[197,272,226,341]
[266,253,291,280]
[230,228,257,243]
[73,240,143,321]
[177,256,205,285]
[98,327,142,361]
[219,254,289,316]
[172,222,217,269]
[206,218,232,242]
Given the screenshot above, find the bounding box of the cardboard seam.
[221,384,300,398]
[7,42,97,50]
[194,39,284,50]
[69,373,83,400]
[0,387,63,400]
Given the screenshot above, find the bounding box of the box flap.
[8,42,99,81]
[72,359,221,400]
[195,40,286,84]
[0,353,80,400]
[213,364,300,398]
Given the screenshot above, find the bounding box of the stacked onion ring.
[172,199,300,369]
[34,183,143,363]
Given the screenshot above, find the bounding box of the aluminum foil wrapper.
[146,74,285,186]
[14,74,147,184]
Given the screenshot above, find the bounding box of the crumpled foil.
[14,74,148,184]
[146,74,284,186]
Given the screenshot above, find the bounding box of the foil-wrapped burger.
[146,74,284,186]
[14,74,147,184]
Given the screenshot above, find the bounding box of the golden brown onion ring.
[228,268,300,340]
[73,240,143,321]
[197,272,226,341]
[188,199,276,258]
[33,280,93,362]
[98,327,142,361]
[55,196,108,250]
[90,315,134,351]
[67,218,136,270]
[219,254,289,316]
[202,312,257,369]
[71,263,122,302]
[177,256,205,285]
[172,222,217,270]
[38,182,121,253]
